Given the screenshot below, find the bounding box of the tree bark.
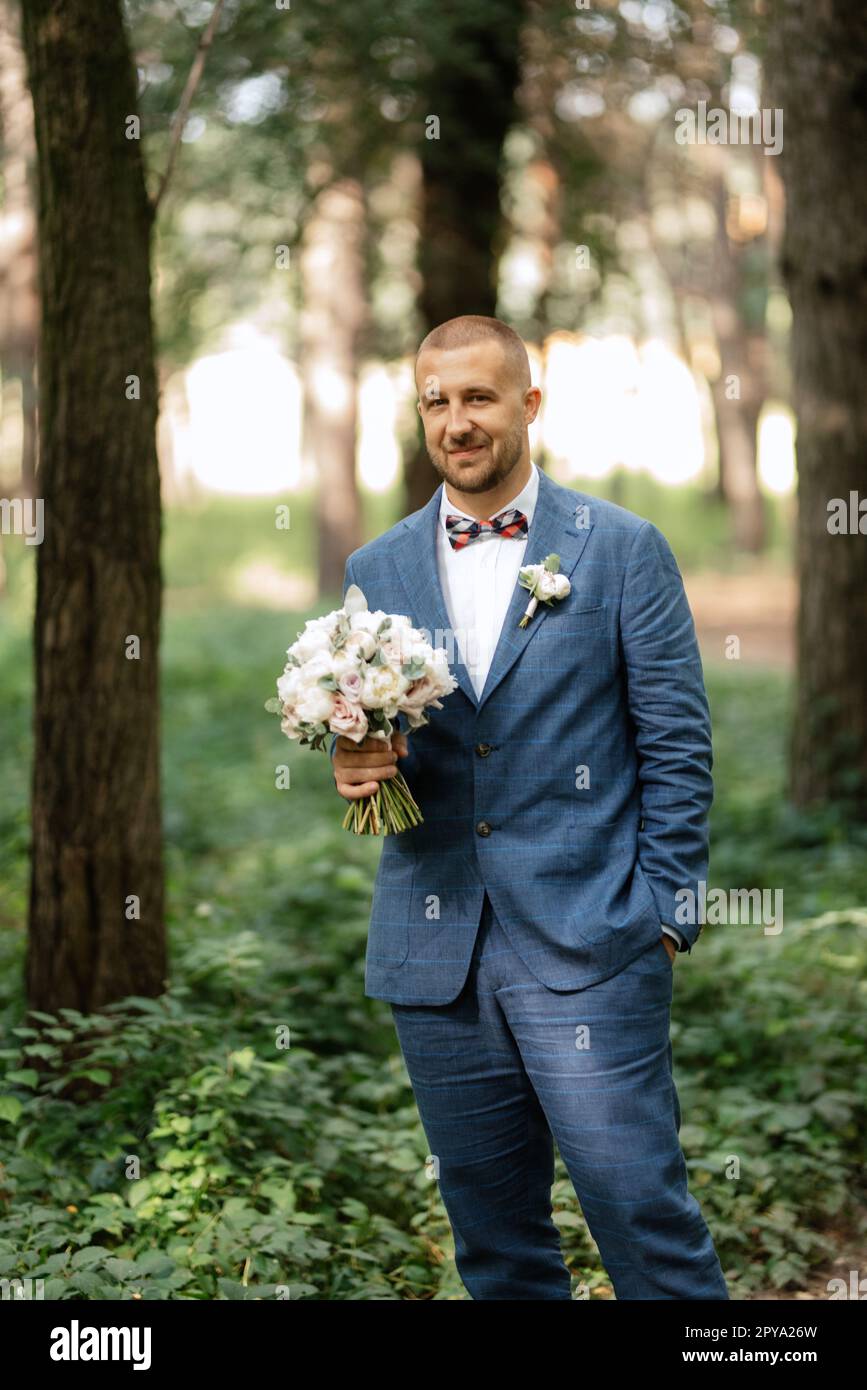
[21,0,166,1009]
[707,170,767,550]
[298,178,366,598]
[0,0,39,497]
[406,0,524,514]
[765,0,867,815]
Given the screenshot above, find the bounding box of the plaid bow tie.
[444,507,529,550]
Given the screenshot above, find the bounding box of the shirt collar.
[439,460,540,532]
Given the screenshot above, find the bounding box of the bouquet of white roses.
[266,583,458,834]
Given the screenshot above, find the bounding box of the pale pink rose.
[330,694,368,742]
[381,638,422,670]
[401,673,441,719]
[336,669,363,701]
[379,640,403,665]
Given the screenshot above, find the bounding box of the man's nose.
[444,406,473,436]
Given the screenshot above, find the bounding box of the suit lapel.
[475,468,595,710]
[393,484,479,708]
[392,466,596,713]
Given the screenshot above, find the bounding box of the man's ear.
[524,386,542,425]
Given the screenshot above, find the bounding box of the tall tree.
[406,0,525,513]
[21,0,165,1009]
[0,0,39,499]
[765,0,867,814]
[705,155,768,552]
[299,177,366,597]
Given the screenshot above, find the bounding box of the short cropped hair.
[415,315,531,394]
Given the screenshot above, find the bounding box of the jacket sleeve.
[619,521,713,954]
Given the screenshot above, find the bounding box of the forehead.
[416,341,511,395]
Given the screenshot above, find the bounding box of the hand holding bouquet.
[267,583,458,834]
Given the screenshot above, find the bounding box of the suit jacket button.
[476,820,492,836]
[476,743,493,757]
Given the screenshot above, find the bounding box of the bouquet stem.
[342,766,424,835]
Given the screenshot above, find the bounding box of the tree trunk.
[707,171,767,551]
[0,0,40,497]
[707,355,765,553]
[406,0,524,514]
[766,0,867,815]
[298,177,366,598]
[21,0,166,1010]
[521,155,562,342]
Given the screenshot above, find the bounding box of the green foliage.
[571,466,793,572]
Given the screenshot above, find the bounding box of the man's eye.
[428,395,488,406]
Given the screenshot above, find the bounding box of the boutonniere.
[517,552,571,627]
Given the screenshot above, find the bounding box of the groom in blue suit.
[332,315,729,1301]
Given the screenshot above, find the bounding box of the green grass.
[579,468,794,573]
[0,492,864,1300]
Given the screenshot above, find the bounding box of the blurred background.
[0,0,865,1302]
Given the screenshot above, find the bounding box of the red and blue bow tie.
[444,507,529,550]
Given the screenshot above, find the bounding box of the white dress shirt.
[436,460,685,953]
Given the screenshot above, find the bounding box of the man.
[332,315,728,1301]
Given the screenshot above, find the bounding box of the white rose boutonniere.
[517,552,571,628]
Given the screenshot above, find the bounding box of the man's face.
[415,341,540,494]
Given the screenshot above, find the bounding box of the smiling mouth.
[449,445,485,456]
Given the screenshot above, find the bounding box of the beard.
[425,418,527,494]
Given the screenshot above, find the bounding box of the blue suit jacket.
[332,465,712,1004]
